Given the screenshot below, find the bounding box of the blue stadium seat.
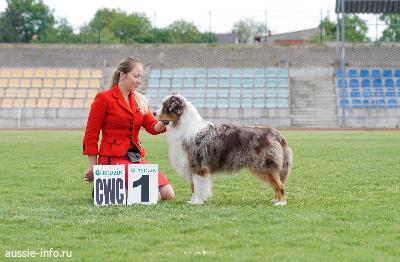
[242,69,253,78]
[266,98,277,108]
[371,69,381,78]
[231,79,241,88]
[277,89,289,98]
[219,68,230,78]
[146,89,158,98]
[218,88,229,98]
[205,98,217,108]
[266,90,277,97]
[350,89,360,97]
[242,90,252,98]
[254,69,265,77]
[205,89,217,98]
[266,79,277,88]
[253,88,265,97]
[278,79,289,88]
[192,98,204,108]
[231,69,241,78]
[266,68,277,78]
[162,69,173,78]
[386,88,396,97]
[229,98,241,108]
[360,68,369,78]
[385,79,394,88]
[207,79,217,88]
[173,69,184,78]
[387,99,398,108]
[208,69,219,78]
[376,99,385,107]
[352,99,362,108]
[383,69,393,77]
[277,98,289,108]
[195,78,206,88]
[194,88,206,98]
[396,79,400,88]
[348,69,358,77]
[373,79,382,88]
[349,79,359,88]
[183,79,194,88]
[254,78,266,88]
[361,79,371,88]
[362,99,370,108]
[160,79,170,88]
[242,78,253,88]
[395,69,400,77]
[217,98,229,108]
[230,89,241,98]
[158,88,169,97]
[184,69,195,78]
[362,89,373,97]
[336,69,345,78]
[148,79,159,88]
[339,99,349,108]
[150,69,161,78]
[277,68,289,78]
[375,89,384,97]
[219,78,229,88]
[196,69,207,78]
[242,98,252,108]
[337,79,347,88]
[253,98,265,108]
[172,79,183,88]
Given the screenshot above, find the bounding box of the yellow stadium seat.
[14,98,24,108]
[66,79,78,88]
[57,68,69,78]
[87,89,98,99]
[84,98,92,108]
[43,79,54,88]
[0,79,8,88]
[46,69,57,78]
[75,89,86,98]
[25,98,36,108]
[23,68,34,78]
[53,89,63,98]
[29,89,40,98]
[0,88,4,97]
[17,89,28,98]
[31,79,42,88]
[89,79,101,88]
[20,79,31,88]
[72,98,85,108]
[63,89,75,98]
[40,89,52,98]
[55,79,65,88]
[0,68,11,78]
[1,98,13,108]
[92,69,102,78]
[34,68,46,78]
[79,79,89,88]
[8,79,19,88]
[5,88,17,97]
[69,69,79,78]
[37,98,48,108]
[11,68,23,78]
[49,98,61,107]
[61,98,72,108]
[80,69,91,78]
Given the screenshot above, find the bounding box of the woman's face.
[123,63,143,92]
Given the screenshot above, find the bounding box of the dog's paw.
[274,201,287,206]
[188,200,204,205]
[272,199,278,204]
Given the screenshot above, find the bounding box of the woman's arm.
[154,121,168,133]
[84,155,97,182]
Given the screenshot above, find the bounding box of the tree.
[232,18,265,44]
[165,20,214,43]
[310,15,370,43]
[44,18,79,43]
[379,14,400,42]
[0,0,55,42]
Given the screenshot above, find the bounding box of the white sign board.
[127,164,159,205]
[93,165,126,206]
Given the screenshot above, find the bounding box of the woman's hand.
[84,166,94,182]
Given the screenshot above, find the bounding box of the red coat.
[83,84,164,157]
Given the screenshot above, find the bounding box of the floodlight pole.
[340,0,346,127]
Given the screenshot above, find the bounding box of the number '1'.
[132,175,149,202]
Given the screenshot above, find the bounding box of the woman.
[82,57,175,200]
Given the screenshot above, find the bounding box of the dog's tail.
[280,139,293,185]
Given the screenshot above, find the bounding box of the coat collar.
[111,84,138,115]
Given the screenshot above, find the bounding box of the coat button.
[129,135,132,139]
[129,128,132,132]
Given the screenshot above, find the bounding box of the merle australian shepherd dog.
[154,95,293,206]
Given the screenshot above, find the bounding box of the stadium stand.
[145,67,290,109]
[336,68,399,109]
[0,67,102,109]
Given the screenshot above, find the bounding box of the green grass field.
[0,130,399,261]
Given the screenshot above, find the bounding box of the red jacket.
[83,84,164,157]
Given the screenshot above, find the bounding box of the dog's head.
[154,95,187,127]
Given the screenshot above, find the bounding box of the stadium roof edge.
[335,0,400,14]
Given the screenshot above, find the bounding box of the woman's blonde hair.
[110,57,148,115]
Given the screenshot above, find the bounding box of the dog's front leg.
[190,174,212,204]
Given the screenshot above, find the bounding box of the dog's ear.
[168,96,185,115]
